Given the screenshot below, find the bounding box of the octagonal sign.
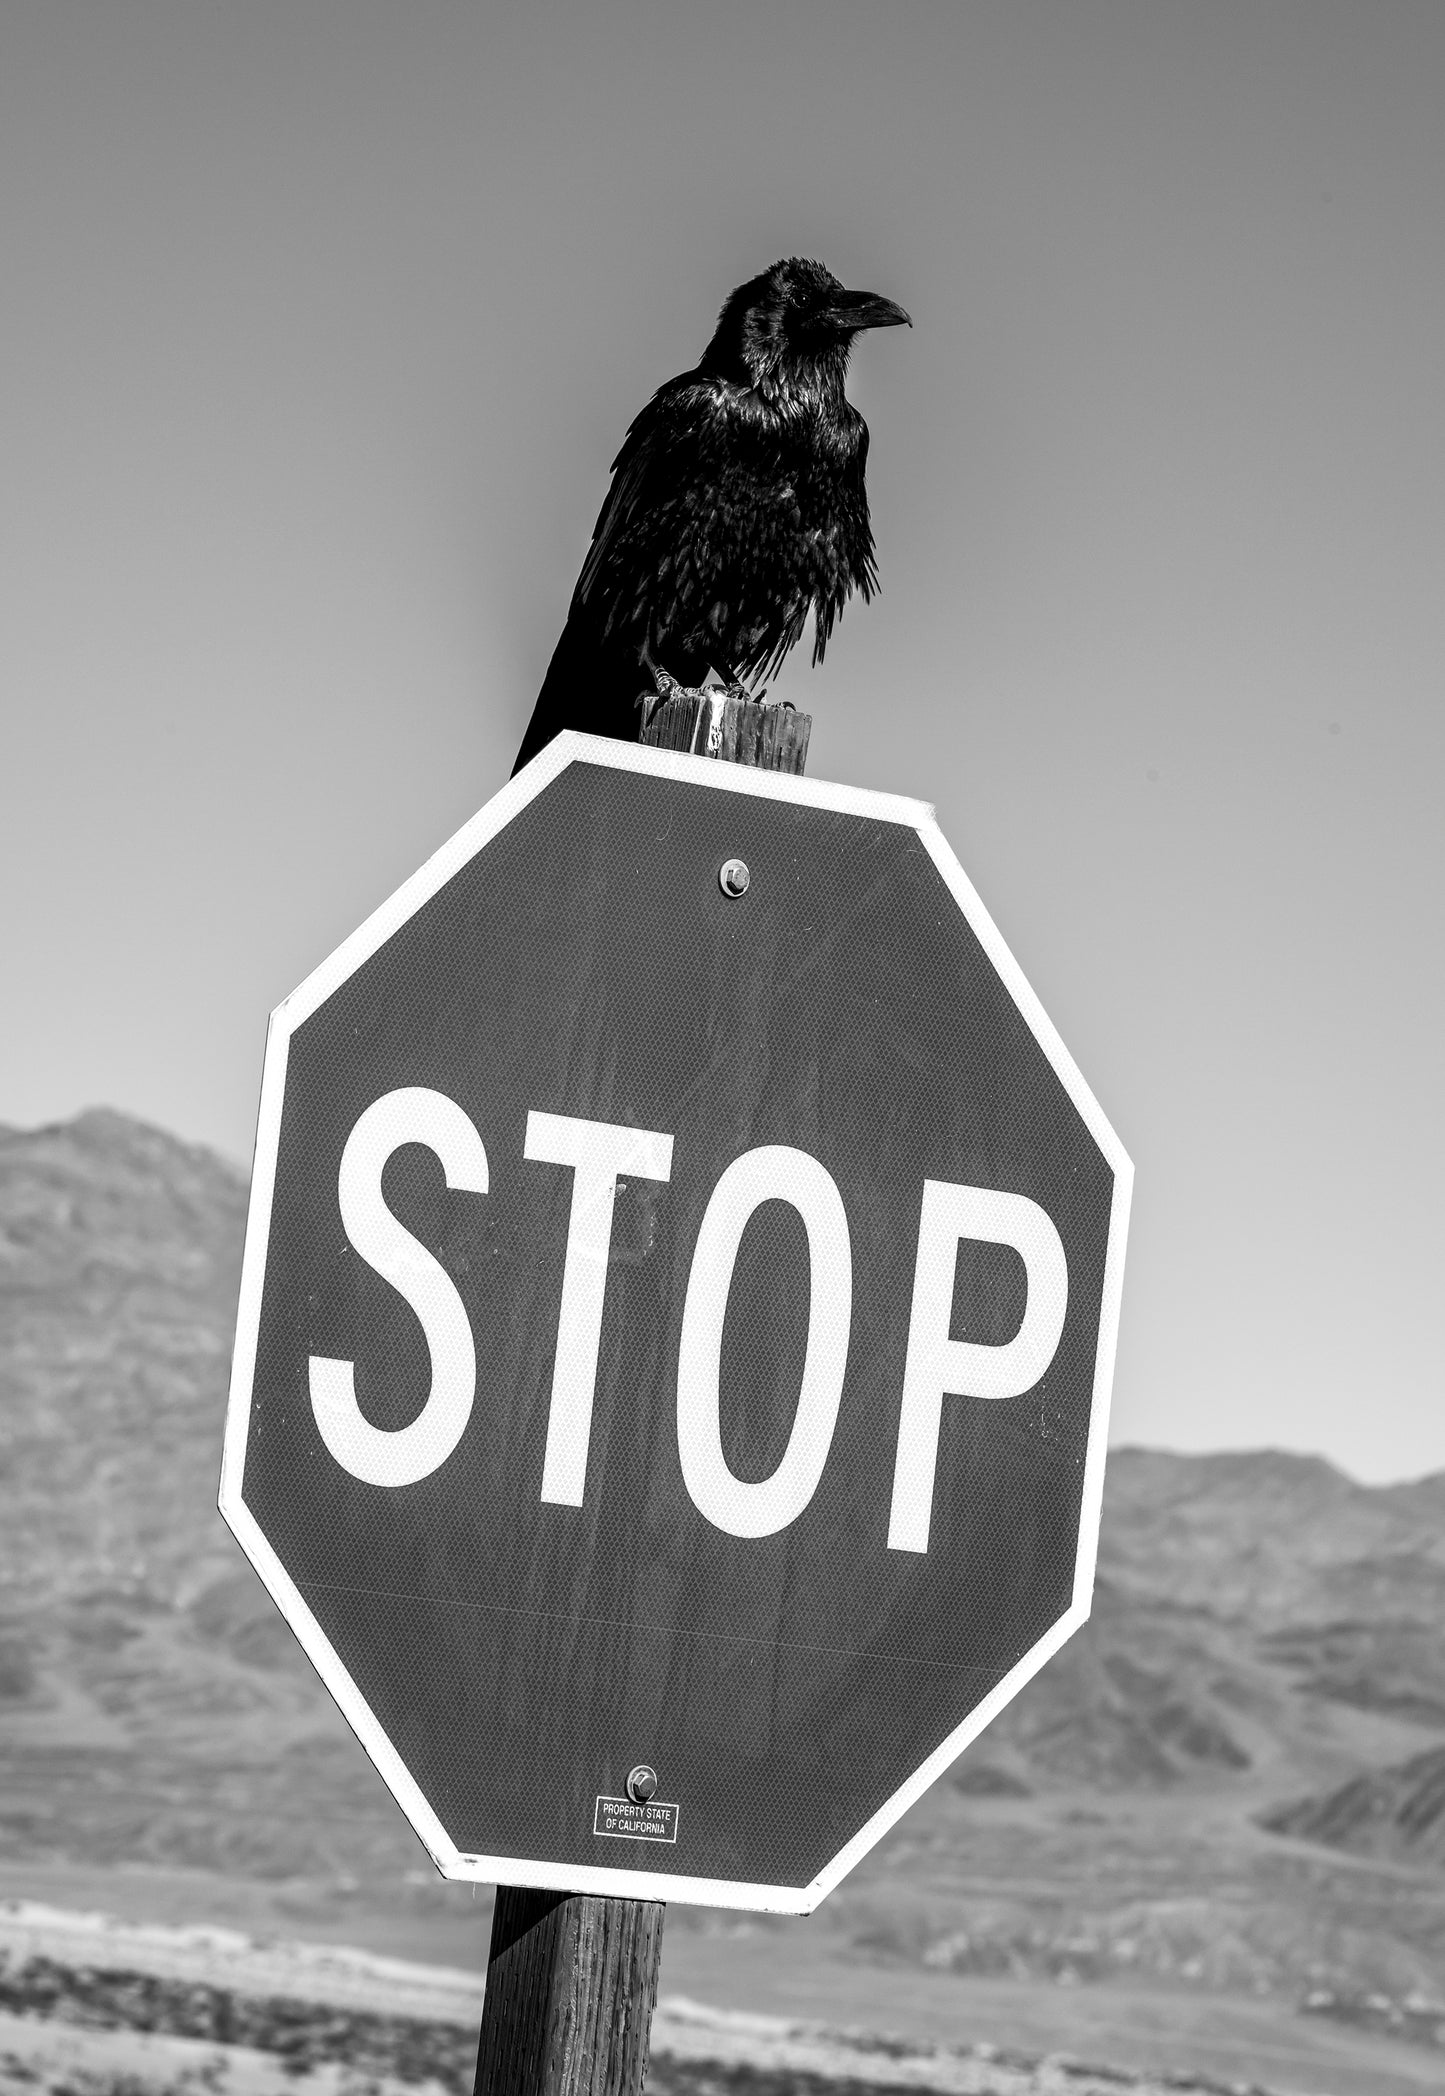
[220,731,1131,1913]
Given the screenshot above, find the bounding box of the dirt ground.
[2,1870,1442,2096]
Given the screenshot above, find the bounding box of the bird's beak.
[824,289,912,332]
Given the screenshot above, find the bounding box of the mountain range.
[1,1108,1442,2092]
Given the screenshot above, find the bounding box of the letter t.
[524,1111,674,1506]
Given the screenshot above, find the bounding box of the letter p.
[887,1181,1068,1554]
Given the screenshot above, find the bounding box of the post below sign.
[219,731,1131,1912]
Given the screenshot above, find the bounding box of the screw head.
[719,858,750,898]
[626,1763,658,1803]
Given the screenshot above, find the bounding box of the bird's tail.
[512,607,650,776]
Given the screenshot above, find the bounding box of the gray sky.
[3,1,1442,1481]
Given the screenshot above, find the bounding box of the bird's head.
[701,256,910,401]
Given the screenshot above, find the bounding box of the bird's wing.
[810,408,877,666]
[572,374,717,621]
[571,375,872,684]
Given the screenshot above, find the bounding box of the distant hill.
[982,1442,1445,1799]
[0,1110,387,1884]
[0,1109,245,1611]
[2,1108,1443,2038]
[1262,1744,1445,1868]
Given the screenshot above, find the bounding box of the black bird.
[513,256,909,773]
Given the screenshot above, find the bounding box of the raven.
[513,256,909,773]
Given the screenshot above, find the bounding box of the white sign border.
[219,730,1132,1916]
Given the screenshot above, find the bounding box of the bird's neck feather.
[752,342,851,414]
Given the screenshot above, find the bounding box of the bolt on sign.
[220,732,1131,1914]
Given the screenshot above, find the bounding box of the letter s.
[308,1087,487,1486]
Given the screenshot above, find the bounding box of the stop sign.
[221,732,1130,1913]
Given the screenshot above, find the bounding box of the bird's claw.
[638,670,700,737]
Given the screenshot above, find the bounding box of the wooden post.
[473,695,811,2096]
[474,1889,666,2096]
[640,688,811,776]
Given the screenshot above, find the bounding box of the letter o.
[676,1145,852,1538]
